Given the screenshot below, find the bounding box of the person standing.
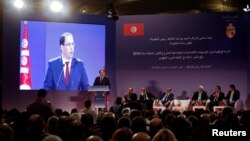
[27,89,54,122]
[93,69,111,88]
[93,69,111,110]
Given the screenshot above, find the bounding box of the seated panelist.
[207,85,225,111]
[159,88,174,108]
[139,87,155,100]
[191,85,208,106]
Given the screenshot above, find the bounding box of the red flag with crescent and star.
[20,21,32,90]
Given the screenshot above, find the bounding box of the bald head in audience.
[42,135,62,141]
[86,135,103,141]
[131,132,151,141]
[110,127,133,141]
[150,117,163,137]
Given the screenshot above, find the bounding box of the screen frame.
[2,11,116,111]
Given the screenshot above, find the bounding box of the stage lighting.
[243,4,250,12]
[13,0,24,9]
[50,0,64,13]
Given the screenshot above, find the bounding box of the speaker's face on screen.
[61,35,75,60]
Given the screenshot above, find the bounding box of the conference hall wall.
[1,12,250,112]
[116,13,250,107]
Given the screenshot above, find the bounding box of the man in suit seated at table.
[191,85,208,106]
[207,85,225,111]
[139,87,155,110]
[124,93,142,110]
[159,87,174,108]
[124,87,137,103]
[225,84,240,107]
[139,87,155,100]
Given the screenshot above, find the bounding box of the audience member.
[47,116,59,135]
[151,128,177,141]
[86,135,103,141]
[26,89,54,122]
[117,117,131,129]
[149,117,163,138]
[0,123,14,141]
[27,114,48,141]
[131,132,151,141]
[131,116,147,133]
[81,99,97,123]
[109,97,124,117]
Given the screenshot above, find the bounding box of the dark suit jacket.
[159,93,174,105]
[139,92,155,100]
[93,76,111,88]
[43,57,89,90]
[124,102,142,110]
[209,92,225,103]
[124,93,137,103]
[191,91,208,102]
[225,90,240,106]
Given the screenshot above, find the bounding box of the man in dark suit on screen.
[43,32,89,90]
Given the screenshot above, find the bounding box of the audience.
[0,84,248,141]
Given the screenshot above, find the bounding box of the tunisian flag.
[123,23,144,36]
[20,21,32,90]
